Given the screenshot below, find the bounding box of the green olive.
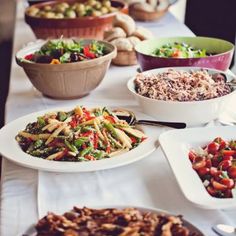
[44,11,56,18]
[55,13,64,18]
[43,5,52,11]
[60,2,70,8]
[109,6,117,12]
[92,10,102,17]
[94,2,102,9]
[27,7,40,16]
[100,6,108,14]
[102,0,111,8]
[88,0,97,6]
[65,9,77,18]
[54,5,65,13]
[75,3,85,12]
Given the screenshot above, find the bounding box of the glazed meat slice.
[35,207,201,236]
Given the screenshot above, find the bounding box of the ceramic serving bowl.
[127,67,236,126]
[25,0,128,40]
[135,37,234,71]
[16,39,117,99]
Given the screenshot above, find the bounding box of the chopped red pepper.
[106,145,111,153]
[69,117,78,128]
[84,155,96,160]
[55,148,68,161]
[81,131,93,137]
[24,53,34,61]
[130,136,137,144]
[141,137,147,142]
[93,133,98,149]
[83,46,96,59]
[104,115,116,124]
[222,150,236,157]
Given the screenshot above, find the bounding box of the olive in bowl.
[25,0,128,39]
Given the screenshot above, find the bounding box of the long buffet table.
[1,2,236,236]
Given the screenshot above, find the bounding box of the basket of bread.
[127,0,171,21]
[104,13,153,66]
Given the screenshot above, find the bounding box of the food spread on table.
[134,69,232,101]
[26,0,118,18]
[189,137,236,198]
[35,206,200,236]
[23,39,106,64]
[152,42,209,58]
[16,106,147,161]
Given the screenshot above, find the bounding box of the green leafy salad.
[152,42,209,58]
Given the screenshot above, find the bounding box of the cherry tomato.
[222,150,236,157]
[197,167,210,176]
[220,178,235,189]
[218,160,232,171]
[206,186,218,197]
[207,142,220,154]
[205,159,212,168]
[188,151,197,162]
[228,166,236,179]
[223,155,233,161]
[212,180,228,191]
[192,160,206,170]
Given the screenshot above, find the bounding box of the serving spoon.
[212,224,236,236]
[113,109,186,129]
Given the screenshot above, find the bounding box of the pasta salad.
[16,106,147,162]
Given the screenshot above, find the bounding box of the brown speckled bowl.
[15,39,117,99]
[135,37,234,71]
[25,0,128,40]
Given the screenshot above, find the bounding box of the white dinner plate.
[0,106,158,172]
[20,205,204,236]
[159,126,236,209]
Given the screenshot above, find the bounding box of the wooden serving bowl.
[25,0,128,39]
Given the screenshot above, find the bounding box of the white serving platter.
[0,106,158,173]
[159,126,236,209]
[20,205,204,236]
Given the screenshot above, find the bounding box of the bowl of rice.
[127,67,236,126]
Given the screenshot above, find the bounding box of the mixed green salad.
[23,39,106,64]
[152,42,209,58]
[16,106,147,162]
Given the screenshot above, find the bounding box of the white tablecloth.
[1,2,236,236]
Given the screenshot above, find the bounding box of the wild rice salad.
[35,206,200,236]
[134,69,232,102]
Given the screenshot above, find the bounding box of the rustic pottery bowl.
[16,39,117,99]
[127,67,236,126]
[135,37,234,71]
[25,0,128,40]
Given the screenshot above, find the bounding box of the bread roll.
[113,13,136,36]
[110,38,133,51]
[104,27,127,42]
[132,2,155,12]
[127,36,141,48]
[132,26,154,40]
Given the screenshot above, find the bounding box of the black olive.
[35,55,53,64]
[70,52,80,62]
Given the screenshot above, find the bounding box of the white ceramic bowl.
[127,67,236,126]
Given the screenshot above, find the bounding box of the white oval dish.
[0,106,158,172]
[127,67,236,126]
[159,125,236,209]
[20,205,204,236]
